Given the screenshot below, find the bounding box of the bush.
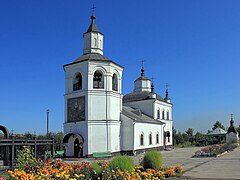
[109,155,134,172]
[142,151,162,170]
[91,162,102,176]
[16,146,37,171]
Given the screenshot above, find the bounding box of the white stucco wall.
[83,32,103,55]
[88,92,122,121]
[124,100,154,118]
[87,120,120,154]
[134,122,163,150]
[120,114,134,151]
[110,122,121,152]
[134,79,151,92]
[154,100,173,120]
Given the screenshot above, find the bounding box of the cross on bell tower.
[91,4,96,16]
[140,60,145,76]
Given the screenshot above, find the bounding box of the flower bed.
[6,159,183,180]
[193,143,238,157]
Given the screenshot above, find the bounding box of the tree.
[186,128,194,143]
[174,132,184,145]
[37,132,64,150]
[186,128,194,137]
[182,133,189,142]
[212,121,225,130]
[172,127,177,145]
[194,132,206,146]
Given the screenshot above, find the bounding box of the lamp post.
[46,109,50,137]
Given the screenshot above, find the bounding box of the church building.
[63,12,173,157]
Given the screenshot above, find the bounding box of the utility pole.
[46,109,50,137]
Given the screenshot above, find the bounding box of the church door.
[74,138,80,157]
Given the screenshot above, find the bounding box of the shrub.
[109,155,134,172]
[91,162,102,176]
[16,146,37,171]
[142,151,162,170]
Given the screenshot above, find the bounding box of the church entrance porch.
[63,133,84,158]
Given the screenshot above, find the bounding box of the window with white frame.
[156,133,159,144]
[140,133,144,146]
[149,133,152,145]
[162,109,165,120]
[112,73,118,91]
[157,109,160,119]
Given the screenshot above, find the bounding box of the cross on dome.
[140,59,145,76]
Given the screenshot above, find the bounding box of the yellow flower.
[79,174,85,177]
[74,173,80,178]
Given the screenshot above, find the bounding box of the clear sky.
[0,0,240,135]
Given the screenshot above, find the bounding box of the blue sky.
[0,0,240,134]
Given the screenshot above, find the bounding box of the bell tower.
[63,9,123,157]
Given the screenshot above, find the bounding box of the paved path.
[159,146,240,179]
[64,146,240,179]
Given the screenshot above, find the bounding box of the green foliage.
[109,155,134,172]
[91,162,102,176]
[16,146,36,171]
[142,151,162,170]
[194,132,207,146]
[186,128,194,137]
[174,132,184,145]
[0,170,10,179]
[37,131,64,150]
[186,128,194,143]
[174,128,209,147]
[182,133,189,142]
[174,141,193,148]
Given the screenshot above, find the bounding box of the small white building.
[63,13,173,157]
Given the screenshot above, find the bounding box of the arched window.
[162,109,165,120]
[112,73,118,91]
[140,133,144,146]
[156,133,159,144]
[157,109,160,119]
[73,73,82,91]
[94,38,97,46]
[149,133,152,145]
[93,70,104,89]
[167,111,169,120]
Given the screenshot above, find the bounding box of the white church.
[63,12,173,157]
